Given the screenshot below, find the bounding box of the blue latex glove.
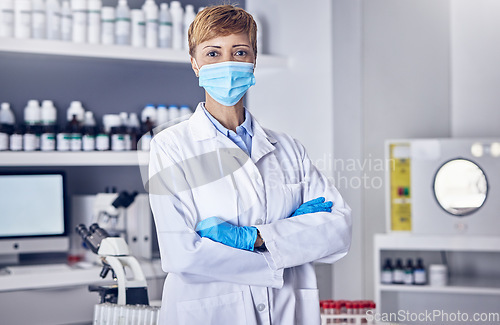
[290,197,333,217]
[195,217,258,251]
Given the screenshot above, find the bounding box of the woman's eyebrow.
[233,44,250,48]
[203,45,221,49]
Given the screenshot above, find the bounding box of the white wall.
[246,0,337,298]
[362,0,451,298]
[451,0,500,137]
[331,0,364,299]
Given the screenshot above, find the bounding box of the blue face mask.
[196,61,256,107]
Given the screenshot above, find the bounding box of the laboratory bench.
[0,259,165,325]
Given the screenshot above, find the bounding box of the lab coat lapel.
[187,103,277,164]
[188,103,218,141]
[250,115,277,164]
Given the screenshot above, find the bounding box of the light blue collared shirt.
[202,104,253,157]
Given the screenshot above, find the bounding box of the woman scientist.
[148,5,352,325]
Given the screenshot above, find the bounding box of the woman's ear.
[190,56,200,77]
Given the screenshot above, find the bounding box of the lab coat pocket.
[177,291,247,325]
[295,288,320,325]
[282,183,303,218]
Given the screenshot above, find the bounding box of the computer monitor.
[0,171,69,262]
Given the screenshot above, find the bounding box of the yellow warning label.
[390,144,412,231]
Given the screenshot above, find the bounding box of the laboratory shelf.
[0,151,150,166]
[379,278,500,296]
[375,233,500,252]
[0,38,288,68]
[0,259,164,292]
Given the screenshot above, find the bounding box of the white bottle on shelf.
[87,0,101,44]
[71,0,87,43]
[183,4,195,50]
[23,100,41,151]
[41,100,57,125]
[158,3,172,48]
[15,0,32,39]
[169,1,183,50]
[66,100,85,123]
[0,0,14,38]
[115,0,130,45]
[142,0,158,48]
[141,104,157,125]
[0,103,14,151]
[0,103,15,125]
[82,111,96,151]
[61,0,73,41]
[179,105,191,117]
[119,112,131,150]
[24,100,41,126]
[40,100,57,151]
[46,0,61,40]
[31,0,46,39]
[167,105,180,122]
[131,9,144,47]
[101,6,115,45]
[156,104,167,126]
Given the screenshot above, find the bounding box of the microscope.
[93,191,138,237]
[76,223,149,306]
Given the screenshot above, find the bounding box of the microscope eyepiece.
[76,223,109,254]
[76,224,90,239]
[90,223,110,238]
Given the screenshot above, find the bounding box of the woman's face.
[191,32,256,75]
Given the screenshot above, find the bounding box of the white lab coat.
[148,103,352,325]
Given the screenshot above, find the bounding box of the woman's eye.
[235,50,247,56]
[206,51,218,57]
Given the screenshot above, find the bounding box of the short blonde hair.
[188,5,257,58]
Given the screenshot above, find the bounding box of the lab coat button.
[257,304,266,312]
[256,219,263,225]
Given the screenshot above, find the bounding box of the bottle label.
[159,25,172,48]
[57,133,71,151]
[23,134,37,151]
[116,20,131,36]
[71,134,82,151]
[404,272,414,285]
[0,132,8,151]
[392,270,404,283]
[33,11,45,30]
[141,134,152,151]
[96,134,110,151]
[111,134,125,151]
[41,133,56,151]
[10,134,23,151]
[124,134,132,150]
[83,135,96,151]
[381,271,393,284]
[414,270,426,284]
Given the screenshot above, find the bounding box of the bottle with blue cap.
[157,104,168,126]
[167,105,180,122]
[179,105,192,117]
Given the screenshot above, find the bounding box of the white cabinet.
[374,234,500,324]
